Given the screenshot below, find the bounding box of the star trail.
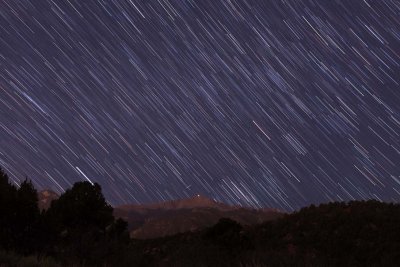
[1,0,399,211]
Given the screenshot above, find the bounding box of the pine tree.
[0,168,17,250]
[45,181,116,265]
[14,179,40,254]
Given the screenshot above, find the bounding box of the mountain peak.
[117,194,231,211]
[187,194,217,204]
[113,195,283,239]
[152,194,225,210]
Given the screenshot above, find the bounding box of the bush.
[0,250,60,267]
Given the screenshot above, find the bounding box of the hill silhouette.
[35,190,283,239]
[128,200,400,267]
[1,167,400,267]
[114,195,282,239]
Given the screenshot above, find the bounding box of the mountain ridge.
[113,195,283,239]
[37,190,283,239]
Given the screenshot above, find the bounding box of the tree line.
[0,168,129,266]
[1,166,400,266]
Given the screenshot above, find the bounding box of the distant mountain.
[114,195,283,239]
[129,200,400,267]
[37,190,59,210]
[37,190,283,239]
[116,194,232,211]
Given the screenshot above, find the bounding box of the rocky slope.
[114,195,283,239]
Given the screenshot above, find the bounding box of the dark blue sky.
[1,0,399,211]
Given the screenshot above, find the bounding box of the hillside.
[126,200,400,267]
[114,195,283,239]
[37,191,283,239]
[2,170,400,267]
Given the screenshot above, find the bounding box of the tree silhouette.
[45,181,122,265]
[14,179,40,255]
[0,169,130,266]
[0,170,40,255]
[0,168,17,251]
[47,182,113,230]
[3,164,400,266]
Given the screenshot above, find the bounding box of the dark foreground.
[1,168,400,266]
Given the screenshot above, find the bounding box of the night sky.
[1,0,399,211]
